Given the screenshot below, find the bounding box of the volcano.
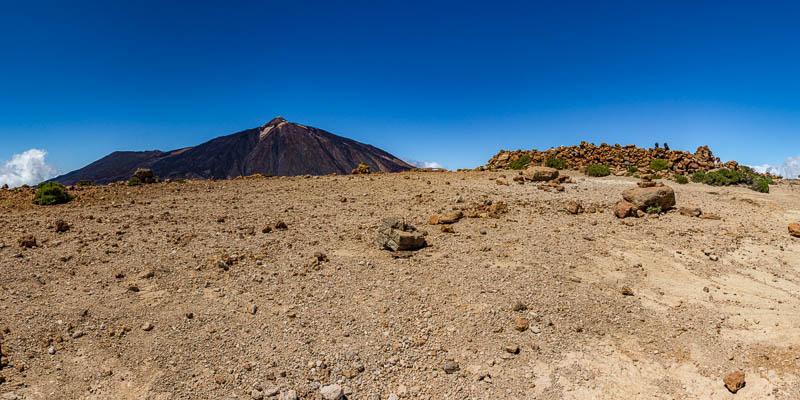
[54,117,413,184]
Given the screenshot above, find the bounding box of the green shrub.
[649,159,669,171]
[651,173,662,180]
[752,177,770,193]
[585,164,611,177]
[176,179,186,184]
[545,155,567,170]
[703,168,746,186]
[691,171,706,183]
[674,175,689,184]
[128,177,142,186]
[627,166,639,174]
[696,168,771,193]
[76,180,94,186]
[33,182,74,205]
[509,154,531,170]
[646,206,662,214]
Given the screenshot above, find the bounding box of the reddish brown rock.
[513,316,529,332]
[723,371,745,393]
[523,166,559,182]
[351,163,371,174]
[622,186,676,211]
[55,220,70,233]
[679,207,702,217]
[614,200,636,219]
[18,235,36,248]
[565,200,584,215]
[789,222,800,238]
[430,211,463,225]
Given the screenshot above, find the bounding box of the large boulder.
[523,166,559,182]
[375,219,426,251]
[622,186,676,211]
[134,168,156,184]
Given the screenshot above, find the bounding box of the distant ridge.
[53,117,412,184]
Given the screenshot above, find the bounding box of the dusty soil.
[1,171,800,399]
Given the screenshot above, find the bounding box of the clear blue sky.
[1,0,799,173]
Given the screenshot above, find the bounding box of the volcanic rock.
[429,211,463,225]
[18,235,36,248]
[375,219,426,252]
[622,186,676,211]
[320,384,344,400]
[54,220,70,233]
[133,168,156,184]
[352,163,370,175]
[523,166,559,182]
[564,200,584,215]
[614,200,636,219]
[679,207,702,217]
[789,223,800,238]
[723,371,745,393]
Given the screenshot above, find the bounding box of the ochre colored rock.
[622,186,676,211]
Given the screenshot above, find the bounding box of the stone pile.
[484,143,732,174]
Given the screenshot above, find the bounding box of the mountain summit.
[54,118,412,184]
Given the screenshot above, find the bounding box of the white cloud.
[403,158,445,169]
[750,155,800,179]
[0,149,58,188]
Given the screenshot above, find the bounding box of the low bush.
[694,168,771,193]
[33,182,74,205]
[674,175,688,184]
[509,154,531,170]
[585,164,611,177]
[128,177,142,186]
[627,166,639,174]
[545,155,568,170]
[752,177,770,193]
[646,206,662,214]
[76,180,94,186]
[649,159,669,171]
[692,171,706,183]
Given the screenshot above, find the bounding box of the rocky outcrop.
[484,143,726,174]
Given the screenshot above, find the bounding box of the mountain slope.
[54,117,412,184]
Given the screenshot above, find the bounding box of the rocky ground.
[1,171,800,399]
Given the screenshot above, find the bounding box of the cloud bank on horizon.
[403,158,444,169]
[0,149,58,188]
[751,155,800,179]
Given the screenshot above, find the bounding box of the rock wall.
[483,142,740,174]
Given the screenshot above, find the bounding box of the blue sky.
[1,0,799,176]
